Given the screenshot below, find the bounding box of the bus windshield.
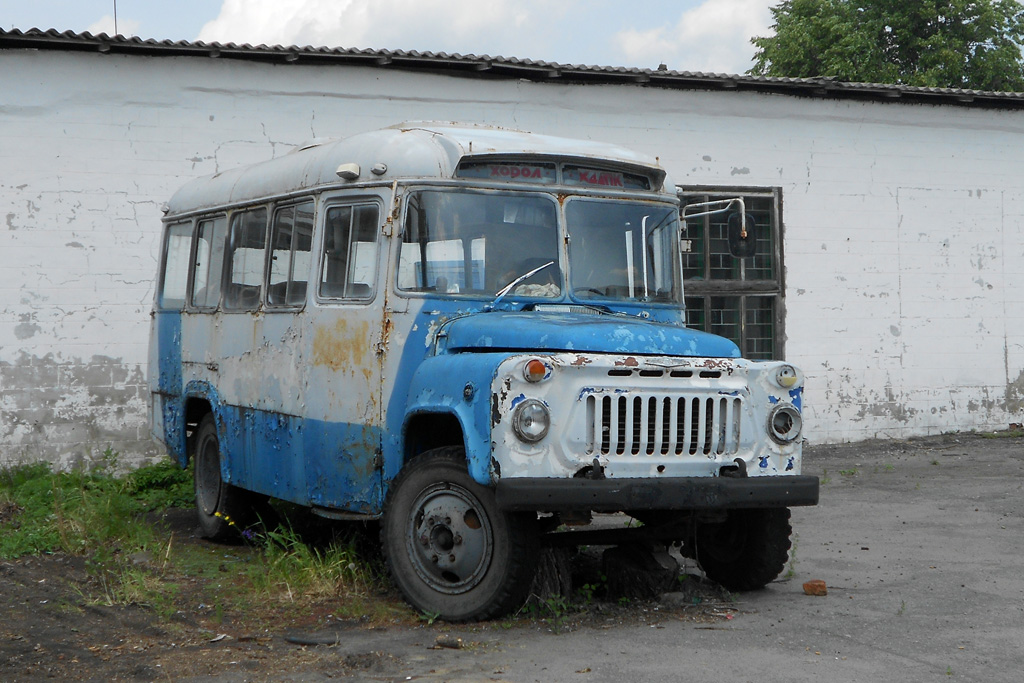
[398,190,561,297]
[397,190,680,304]
[567,198,680,304]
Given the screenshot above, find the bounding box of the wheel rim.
[195,434,222,516]
[405,482,494,595]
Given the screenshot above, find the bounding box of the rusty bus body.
[149,123,818,620]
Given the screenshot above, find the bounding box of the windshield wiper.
[488,261,555,310]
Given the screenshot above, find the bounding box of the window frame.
[564,194,683,306]
[188,214,228,311]
[394,187,563,301]
[266,198,316,311]
[678,186,786,360]
[221,206,270,313]
[316,197,384,304]
[156,220,195,311]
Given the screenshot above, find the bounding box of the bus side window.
[190,216,227,309]
[158,221,193,310]
[268,200,314,307]
[320,204,379,301]
[223,208,268,311]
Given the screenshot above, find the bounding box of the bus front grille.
[585,394,742,457]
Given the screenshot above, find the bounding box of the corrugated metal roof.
[4,27,1024,109]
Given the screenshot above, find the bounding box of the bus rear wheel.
[381,447,538,621]
[193,414,256,541]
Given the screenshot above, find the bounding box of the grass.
[979,429,1024,439]
[0,454,398,630]
[0,456,740,632]
[0,455,192,559]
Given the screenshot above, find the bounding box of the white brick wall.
[3,47,1024,465]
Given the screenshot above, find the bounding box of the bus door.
[301,196,389,514]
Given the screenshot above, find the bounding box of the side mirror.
[728,212,758,258]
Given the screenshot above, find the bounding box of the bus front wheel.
[193,414,255,541]
[693,507,792,591]
[381,447,538,621]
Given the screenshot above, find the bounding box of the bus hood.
[439,311,741,358]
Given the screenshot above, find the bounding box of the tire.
[693,507,792,591]
[192,414,257,541]
[381,447,539,621]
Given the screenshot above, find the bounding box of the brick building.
[3,28,1024,466]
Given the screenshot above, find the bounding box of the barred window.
[679,188,784,360]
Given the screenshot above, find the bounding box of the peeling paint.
[0,352,157,470]
[14,322,40,340]
[312,319,371,372]
[1004,368,1024,414]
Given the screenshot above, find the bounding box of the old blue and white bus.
[150,122,818,620]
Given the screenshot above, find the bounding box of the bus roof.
[164,122,671,217]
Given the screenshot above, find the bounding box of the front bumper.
[494,475,819,512]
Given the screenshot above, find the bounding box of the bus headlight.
[767,404,802,444]
[512,399,550,443]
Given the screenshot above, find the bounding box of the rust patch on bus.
[312,319,371,372]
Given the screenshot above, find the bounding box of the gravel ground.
[2,431,1022,681]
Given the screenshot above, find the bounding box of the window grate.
[679,189,783,360]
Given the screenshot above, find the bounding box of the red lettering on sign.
[489,166,543,180]
[579,171,624,187]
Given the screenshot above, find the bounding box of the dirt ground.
[3,431,1024,682]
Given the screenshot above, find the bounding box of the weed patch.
[979,429,1024,439]
[0,458,399,631]
[0,459,192,559]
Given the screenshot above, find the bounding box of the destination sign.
[456,161,557,183]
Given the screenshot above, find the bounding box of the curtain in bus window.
[191,216,227,308]
[320,204,379,300]
[224,208,268,310]
[268,201,314,307]
[158,222,193,310]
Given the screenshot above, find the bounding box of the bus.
[149,122,818,621]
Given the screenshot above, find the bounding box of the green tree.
[750,0,1024,91]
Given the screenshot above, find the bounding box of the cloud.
[87,15,141,38]
[196,0,559,56]
[614,0,775,74]
[191,0,772,73]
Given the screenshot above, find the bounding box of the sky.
[0,0,780,76]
